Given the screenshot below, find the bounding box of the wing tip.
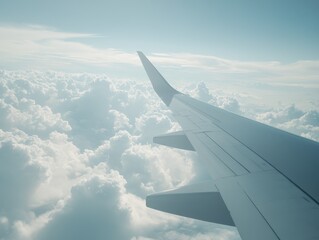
[137,51,143,57]
[137,51,180,106]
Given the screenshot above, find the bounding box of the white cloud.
[135,111,175,143]
[35,169,133,240]
[1,66,318,240]
[185,82,213,102]
[1,24,318,92]
[0,70,241,240]
[1,98,71,137]
[147,55,319,96]
[121,144,194,197]
[1,24,317,240]
[185,82,319,141]
[0,25,138,70]
[0,130,46,240]
[109,109,132,131]
[255,105,319,141]
[185,81,242,114]
[151,52,319,87]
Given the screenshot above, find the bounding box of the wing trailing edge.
[146,181,235,226]
[153,131,195,151]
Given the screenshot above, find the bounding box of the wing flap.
[146,181,235,226]
[153,131,195,151]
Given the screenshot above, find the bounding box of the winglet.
[137,51,180,106]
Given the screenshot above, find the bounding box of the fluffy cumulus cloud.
[36,169,132,240]
[255,104,319,141]
[0,25,318,240]
[184,81,319,142]
[1,69,317,240]
[0,70,243,240]
[184,81,242,114]
[0,132,44,238]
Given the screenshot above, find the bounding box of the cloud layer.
[0,65,318,240]
[1,25,319,91]
[0,70,246,240]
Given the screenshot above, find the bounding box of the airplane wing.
[137,51,319,240]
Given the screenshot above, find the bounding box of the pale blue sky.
[0,0,318,108]
[1,0,319,61]
[0,2,319,240]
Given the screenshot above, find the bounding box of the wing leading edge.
[137,51,319,240]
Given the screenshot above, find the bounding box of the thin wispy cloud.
[1,25,319,89]
[150,53,319,88]
[0,25,139,70]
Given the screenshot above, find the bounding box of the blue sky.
[1,0,319,61]
[0,1,319,240]
[0,0,318,106]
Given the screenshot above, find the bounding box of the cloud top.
[0,70,244,240]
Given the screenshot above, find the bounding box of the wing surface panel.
[185,131,235,179]
[205,131,272,171]
[216,177,280,240]
[174,94,319,203]
[226,171,319,240]
[170,96,274,175]
[195,132,249,175]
